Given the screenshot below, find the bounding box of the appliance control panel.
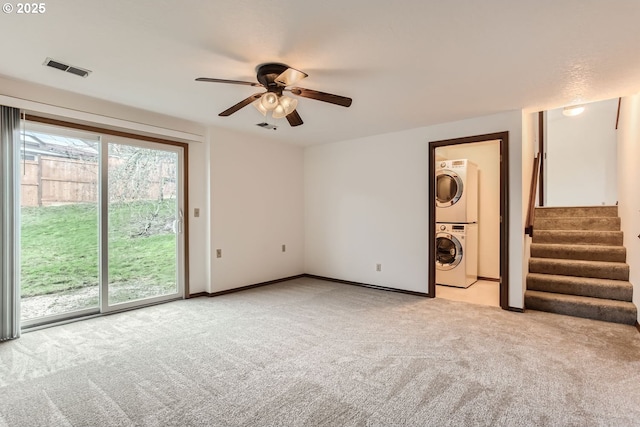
[438,224,468,233]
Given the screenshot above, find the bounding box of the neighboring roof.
[21,131,98,160]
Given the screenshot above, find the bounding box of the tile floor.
[436,279,500,307]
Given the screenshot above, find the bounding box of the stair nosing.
[525,290,636,309]
[526,273,633,302]
[527,272,631,285]
[532,230,624,245]
[529,242,624,249]
[529,257,629,268]
[534,229,623,233]
[529,243,626,262]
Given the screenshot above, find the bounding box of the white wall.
[187,140,211,294]
[546,98,618,206]
[616,93,640,323]
[436,140,501,279]
[521,111,538,303]
[209,128,304,292]
[305,110,525,308]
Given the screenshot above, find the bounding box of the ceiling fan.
[196,63,352,127]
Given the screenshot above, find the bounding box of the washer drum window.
[435,233,463,270]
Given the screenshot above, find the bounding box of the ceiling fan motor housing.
[256,63,289,93]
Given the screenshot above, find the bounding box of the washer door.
[435,233,463,271]
[436,169,463,208]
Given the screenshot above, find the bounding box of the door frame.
[20,115,190,328]
[428,131,510,310]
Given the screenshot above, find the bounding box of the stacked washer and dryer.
[435,159,479,288]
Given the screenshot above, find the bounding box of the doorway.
[428,132,509,309]
[19,120,186,327]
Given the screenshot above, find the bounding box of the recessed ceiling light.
[562,105,585,117]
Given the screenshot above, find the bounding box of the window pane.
[20,125,100,320]
[107,142,179,305]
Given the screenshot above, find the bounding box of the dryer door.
[436,169,463,207]
[435,233,463,271]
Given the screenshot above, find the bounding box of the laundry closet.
[434,140,501,306]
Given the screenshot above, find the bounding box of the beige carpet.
[1,277,640,426]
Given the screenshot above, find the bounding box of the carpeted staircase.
[525,206,637,325]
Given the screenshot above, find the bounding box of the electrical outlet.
[282,244,286,252]
[376,263,382,272]
[194,208,200,218]
[216,249,222,258]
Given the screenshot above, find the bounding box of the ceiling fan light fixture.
[252,99,268,116]
[275,67,308,86]
[279,96,298,115]
[272,104,287,119]
[272,96,298,119]
[563,105,585,117]
[261,92,279,111]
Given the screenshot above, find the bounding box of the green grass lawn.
[21,201,177,297]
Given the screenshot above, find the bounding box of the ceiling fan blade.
[289,87,352,107]
[286,110,304,127]
[196,77,263,87]
[219,93,264,116]
[275,67,308,86]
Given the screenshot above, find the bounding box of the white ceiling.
[2,0,640,145]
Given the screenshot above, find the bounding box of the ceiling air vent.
[43,57,91,78]
[256,122,278,130]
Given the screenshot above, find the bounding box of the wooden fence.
[20,156,175,207]
[20,157,97,207]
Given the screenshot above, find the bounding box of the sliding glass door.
[104,138,183,311]
[20,123,185,326]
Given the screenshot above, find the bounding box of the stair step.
[534,206,618,218]
[525,290,637,325]
[527,273,633,301]
[529,258,629,281]
[534,216,620,231]
[532,230,624,246]
[530,243,626,262]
